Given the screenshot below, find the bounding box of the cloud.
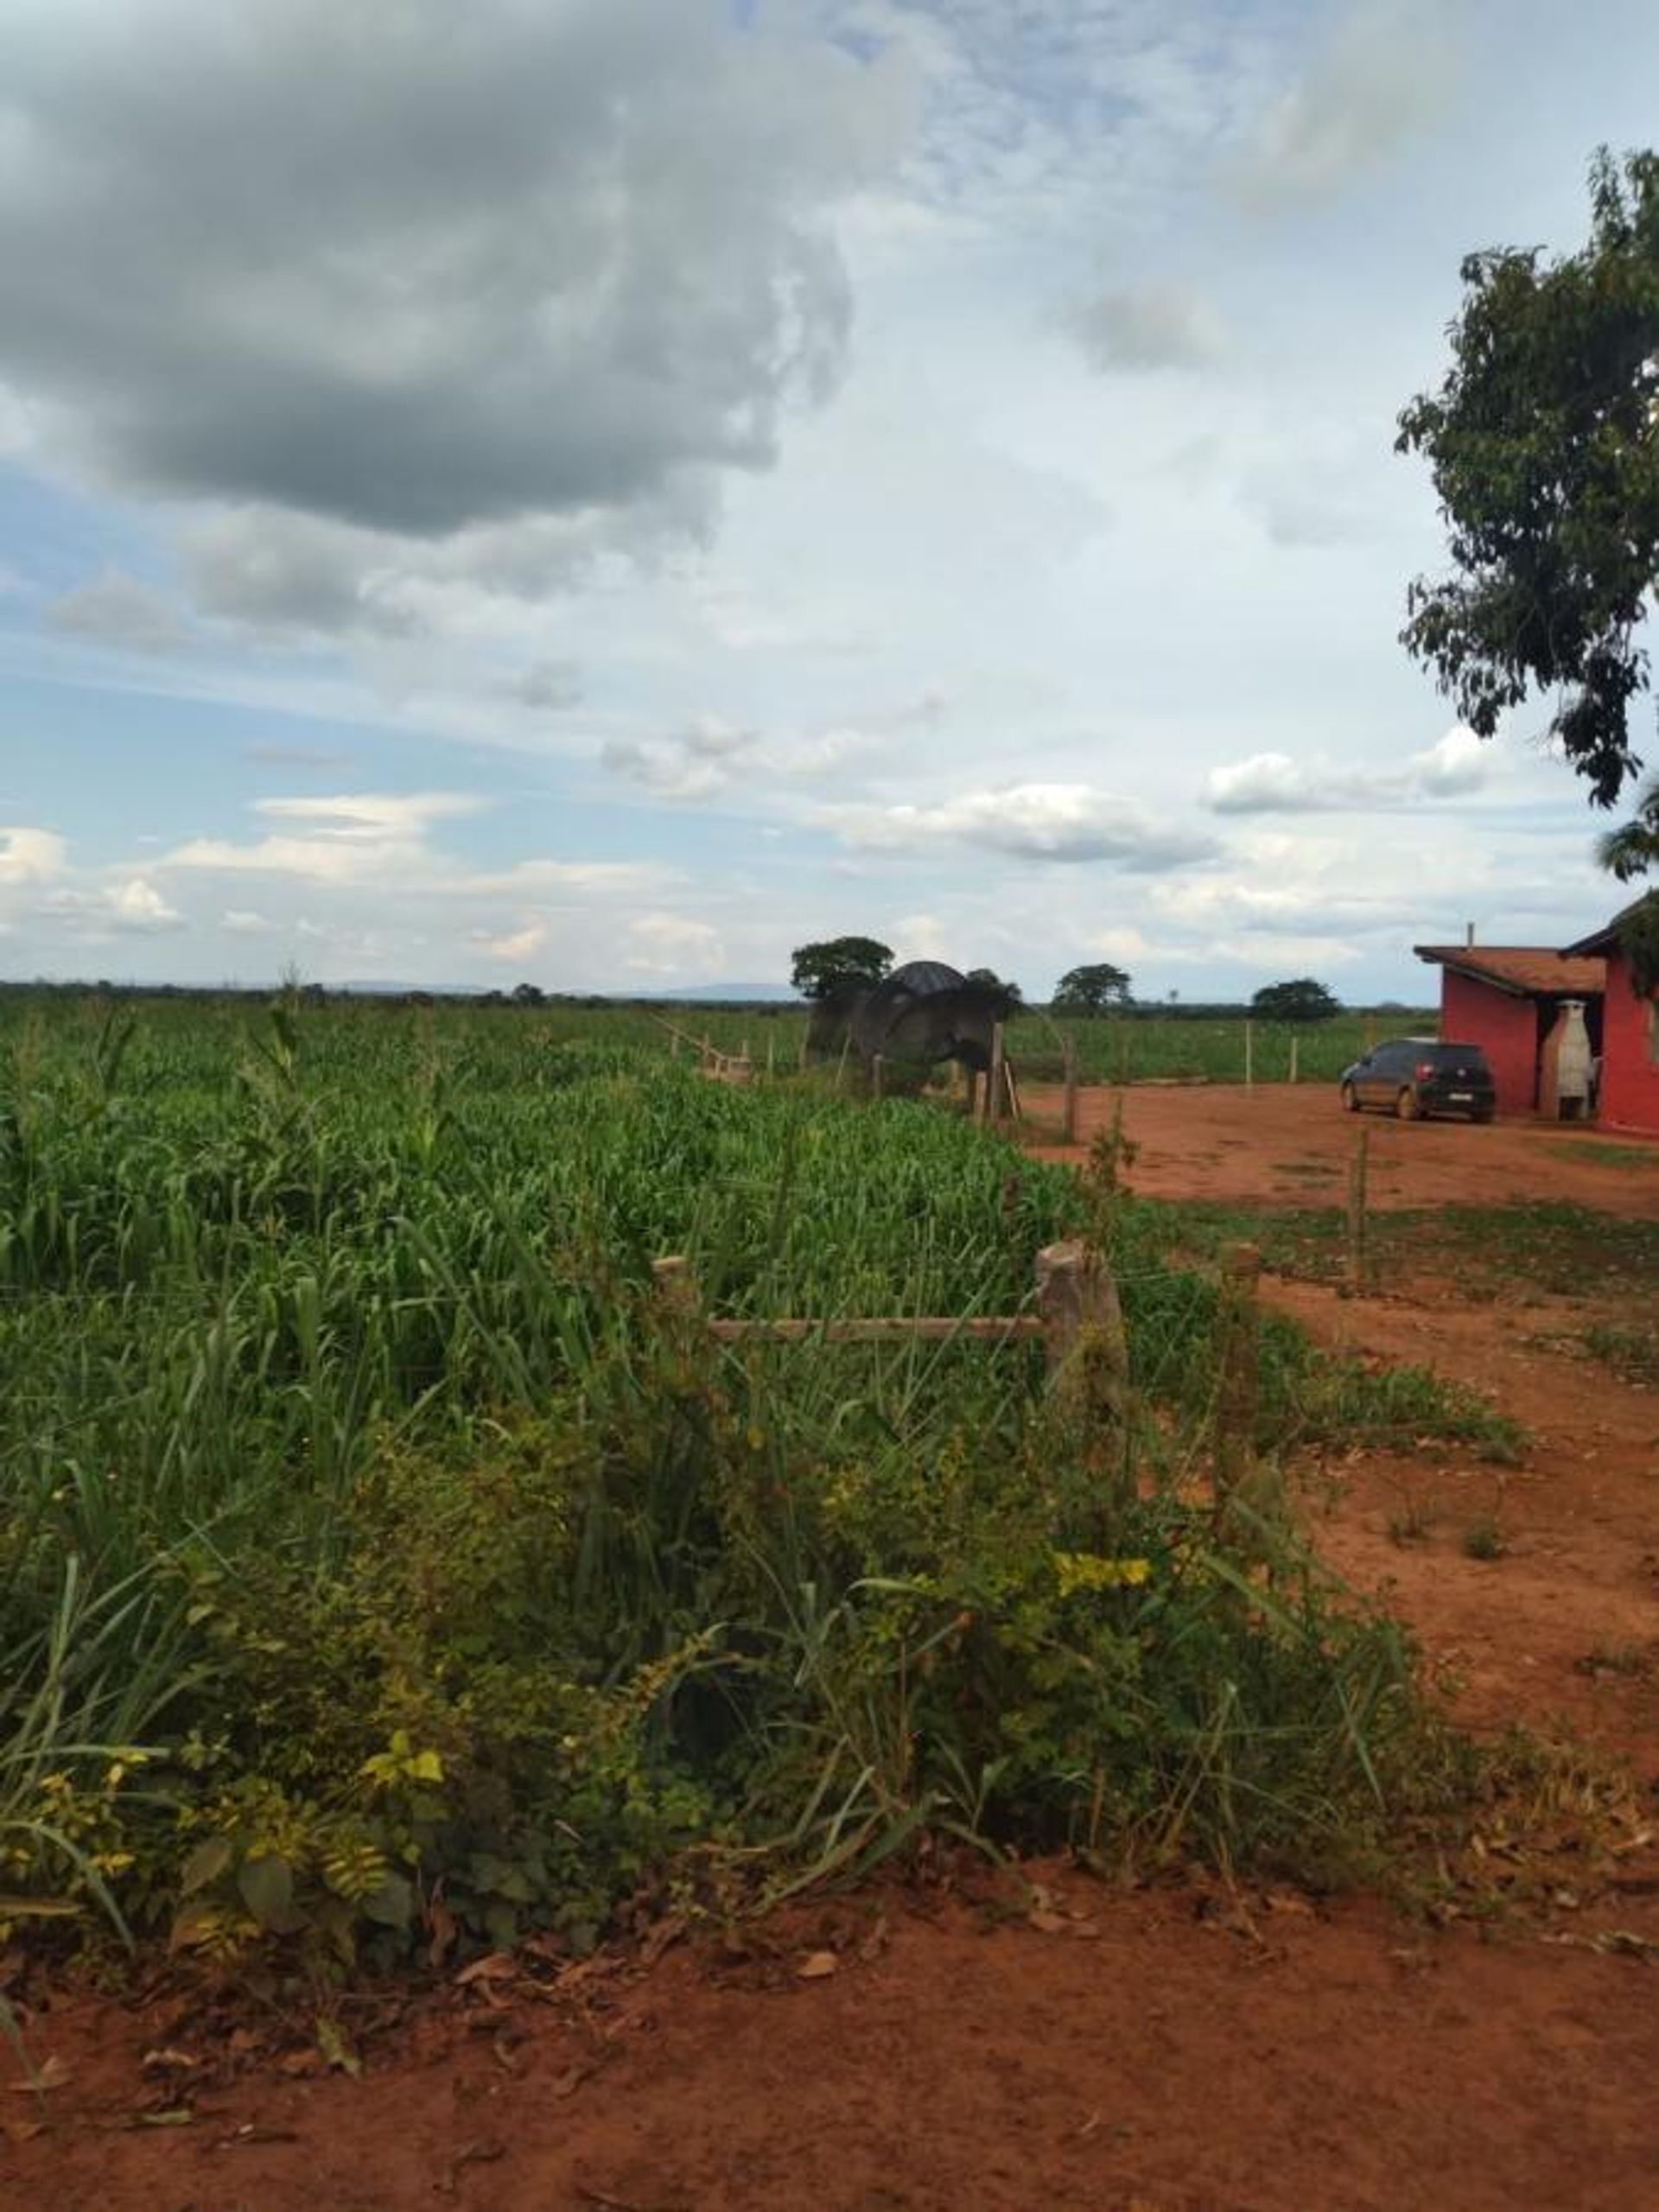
[601,714,880,803]
[0,1,906,540]
[0,826,67,885]
[223,908,273,934]
[252,793,486,838]
[1238,3,1460,208]
[1413,725,1487,797]
[162,792,485,883]
[511,661,583,712]
[472,918,550,963]
[157,791,662,911]
[48,570,190,653]
[1204,729,1491,814]
[44,875,183,932]
[626,911,724,975]
[823,783,1217,868]
[245,743,352,768]
[1061,283,1224,372]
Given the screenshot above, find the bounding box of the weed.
[1581,1322,1659,1384]
[1556,1139,1659,1172]
[1461,1516,1508,1561]
[1387,1497,1437,1547]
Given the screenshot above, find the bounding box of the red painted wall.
[1439,970,1536,1115]
[1598,949,1659,1135]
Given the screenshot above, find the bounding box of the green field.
[0,988,1487,1970]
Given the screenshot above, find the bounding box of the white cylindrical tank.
[1550,999,1592,1113]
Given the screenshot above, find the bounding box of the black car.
[1339,1039,1496,1122]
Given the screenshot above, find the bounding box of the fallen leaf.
[315,2018,361,2078]
[141,2047,198,2074]
[1027,1910,1068,1936]
[454,1952,518,1988]
[133,2106,195,2128]
[11,2055,70,2094]
[1262,1891,1315,1918]
[794,1950,838,1980]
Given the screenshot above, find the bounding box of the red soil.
[10,1084,1659,2212]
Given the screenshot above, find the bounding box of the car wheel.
[1396,1086,1420,1122]
[1340,1081,1359,1114]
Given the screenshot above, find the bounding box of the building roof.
[1414,944,1605,998]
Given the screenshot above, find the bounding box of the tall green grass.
[0,990,1478,1966]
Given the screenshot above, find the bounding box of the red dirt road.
[10,1084,1659,2212]
[1026,1078,1659,1214]
[13,1884,1659,2212]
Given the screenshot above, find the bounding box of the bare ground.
[9,1086,1659,2212]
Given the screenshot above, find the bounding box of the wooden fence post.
[1288,1034,1299,1085]
[872,1052,886,1102]
[1214,1242,1262,1505]
[1062,1036,1078,1144]
[1035,1239,1131,1498]
[1244,1019,1254,1090]
[766,1033,776,1078]
[987,1021,1007,1125]
[1346,1127,1370,1293]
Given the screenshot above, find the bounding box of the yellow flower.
[1052,1551,1152,1598]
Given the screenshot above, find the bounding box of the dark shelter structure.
[806,961,1015,1076]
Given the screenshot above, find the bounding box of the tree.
[512,981,546,1007]
[1051,963,1131,1014]
[790,936,893,1000]
[966,966,1024,1009]
[1252,978,1339,1023]
[1596,772,1659,881]
[1397,149,1659,817]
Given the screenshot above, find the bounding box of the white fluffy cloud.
[1205,728,1491,815]
[0,826,67,885]
[823,784,1217,868]
[626,912,724,975]
[42,876,183,934]
[472,918,551,963]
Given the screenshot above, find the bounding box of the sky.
[1,0,1656,1001]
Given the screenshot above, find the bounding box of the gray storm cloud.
[0,0,907,540]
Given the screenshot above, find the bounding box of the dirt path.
[10,1084,1659,2212]
[14,1884,1659,2212]
[1025,1079,1659,1214]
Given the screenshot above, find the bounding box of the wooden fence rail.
[652,1240,1110,1377]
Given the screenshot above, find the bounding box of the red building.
[1414,943,1606,1117]
[1561,906,1659,1137]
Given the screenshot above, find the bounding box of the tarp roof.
[1414,945,1605,998]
